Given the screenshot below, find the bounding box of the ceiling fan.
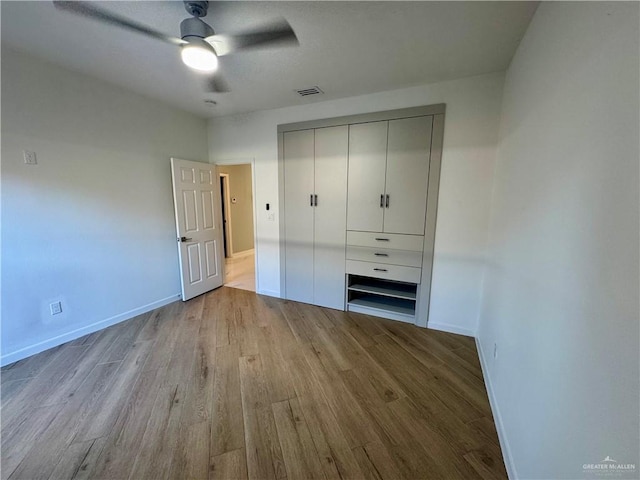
[52,1,299,93]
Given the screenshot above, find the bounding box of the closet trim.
[277,104,446,134]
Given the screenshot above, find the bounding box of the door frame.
[219,173,234,258]
[213,158,259,291]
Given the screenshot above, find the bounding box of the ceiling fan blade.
[205,17,298,57]
[53,1,186,46]
[204,75,231,93]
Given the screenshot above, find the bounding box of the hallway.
[224,251,256,292]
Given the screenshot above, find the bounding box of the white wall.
[477,3,639,478]
[1,49,209,365]
[208,72,504,335]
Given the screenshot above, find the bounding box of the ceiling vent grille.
[296,86,324,97]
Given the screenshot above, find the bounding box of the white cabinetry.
[283,129,314,304]
[345,232,424,322]
[345,115,435,323]
[347,116,433,235]
[384,116,433,235]
[279,105,445,327]
[283,126,348,309]
[346,121,388,232]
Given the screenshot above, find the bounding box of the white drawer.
[346,260,422,284]
[346,246,423,268]
[347,231,424,252]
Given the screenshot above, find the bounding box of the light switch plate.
[23,150,37,165]
[50,301,62,315]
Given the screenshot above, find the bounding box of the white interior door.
[313,125,349,309]
[347,121,388,232]
[283,130,315,304]
[171,158,225,301]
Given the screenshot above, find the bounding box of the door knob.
[179,236,193,242]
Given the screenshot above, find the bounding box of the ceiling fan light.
[181,42,218,72]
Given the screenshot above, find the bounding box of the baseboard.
[257,288,280,298]
[0,293,181,367]
[427,321,475,338]
[476,337,518,480]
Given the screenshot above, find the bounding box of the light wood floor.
[224,251,256,292]
[1,287,506,480]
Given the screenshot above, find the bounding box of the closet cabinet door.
[283,129,315,304]
[383,116,433,235]
[313,126,348,309]
[347,121,388,232]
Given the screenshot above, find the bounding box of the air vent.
[296,86,324,97]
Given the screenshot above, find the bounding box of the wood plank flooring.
[224,252,256,292]
[1,287,506,480]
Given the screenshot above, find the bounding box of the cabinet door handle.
[385,194,390,208]
[314,194,318,206]
[380,194,384,208]
[374,253,389,257]
[373,268,388,272]
[310,194,313,207]
[374,237,390,242]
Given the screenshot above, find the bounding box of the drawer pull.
[374,253,389,257]
[374,238,390,242]
[373,268,388,272]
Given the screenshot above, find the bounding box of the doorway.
[219,174,231,258]
[217,163,256,292]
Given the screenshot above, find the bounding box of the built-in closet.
[278,104,444,326]
[281,126,348,310]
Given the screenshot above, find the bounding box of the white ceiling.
[1,1,538,118]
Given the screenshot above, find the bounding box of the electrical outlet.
[23,150,37,165]
[493,342,498,359]
[50,301,62,315]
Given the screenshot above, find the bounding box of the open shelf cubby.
[346,275,417,323]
